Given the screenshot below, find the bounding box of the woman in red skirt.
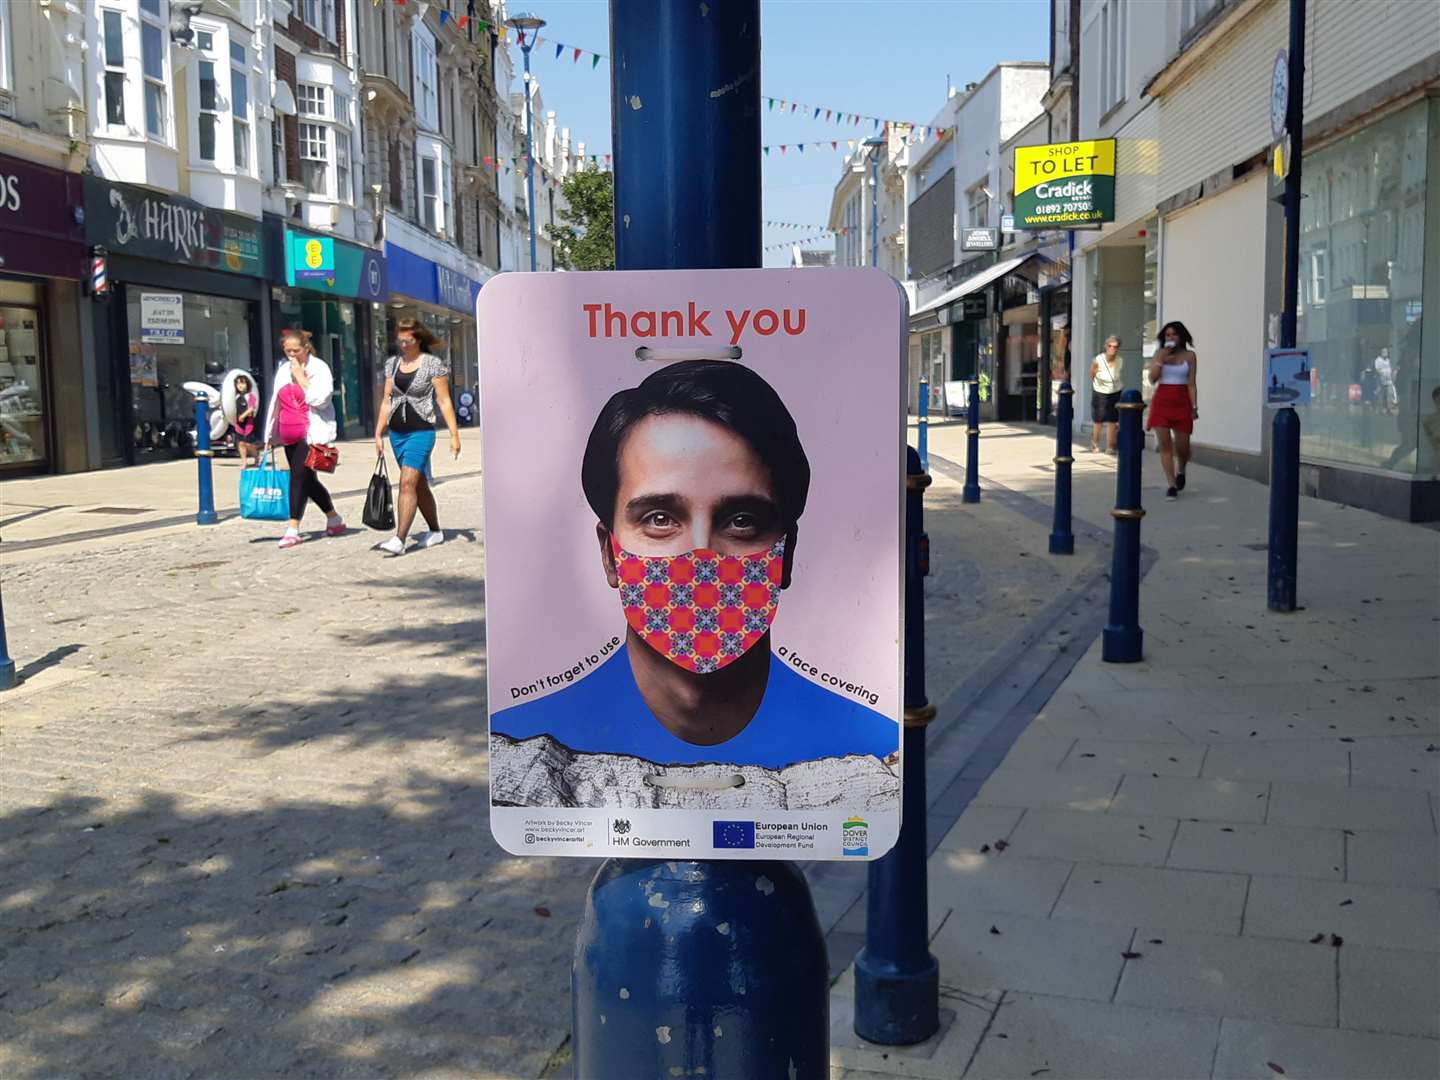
[1146,321,1199,500]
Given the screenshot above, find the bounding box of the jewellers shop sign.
[84,176,263,276]
[1013,139,1116,229]
[0,154,86,279]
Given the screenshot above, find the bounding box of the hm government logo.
[612,819,632,836]
[842,816,869,857]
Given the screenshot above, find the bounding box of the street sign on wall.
[1013,139,1117,229]
[479,268,905,861]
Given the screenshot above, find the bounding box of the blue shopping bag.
[239,451,291,521]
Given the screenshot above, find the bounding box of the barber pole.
[90,247,108,298]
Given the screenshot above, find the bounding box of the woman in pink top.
[263,329,345,548]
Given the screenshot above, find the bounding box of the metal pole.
[1269,0,1305,612]
[870,151,879,269]
[854,446,939,1044]
[573,6,828,1078]
[193,396,218,526]
[522,40,539,272]
[962,378,980,503]
[1268,407,1300,611]
[1103,389,1144,662]
[1049,381,1075,555]
[917,374,929,472]
[0,589,16,691]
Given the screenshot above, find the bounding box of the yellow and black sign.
[1013,139,1117,228]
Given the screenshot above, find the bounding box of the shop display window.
[0,279,48,469]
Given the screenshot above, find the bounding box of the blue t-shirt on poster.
[490,644,898,770]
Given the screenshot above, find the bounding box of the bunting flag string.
[765,220,835,232]
[761,128,950,157]
[763,233,833,252]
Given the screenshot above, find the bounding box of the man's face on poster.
[600,412,790,572]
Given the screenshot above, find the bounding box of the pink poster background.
[478,268,904,736]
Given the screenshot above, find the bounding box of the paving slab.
[1051,862,1248,935]
[1005,809,1177,867]
[1267,782,1435,833]
[1113,928,1336,1026]
[972,769,1121,813]
[1344,828,1440,888]
[1211,1018,1440,1080]
[828,971,995,1080]
[966,992,1221,1080]
[1242,875,1440,952]
[1340,945,1440,1039]
[1201,741,1351,785]
[927,851,1075,920]
[927,909,1132,1003]
[1167,821,1344,881]
[1058,739,1203,777]
[1111,774,1270,824]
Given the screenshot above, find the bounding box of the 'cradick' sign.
[1013,139,1117,229]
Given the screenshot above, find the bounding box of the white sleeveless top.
[1158,358,1192,385]
[1093,353,1122,394]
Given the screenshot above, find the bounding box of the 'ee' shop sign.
[1013,139,1117,229]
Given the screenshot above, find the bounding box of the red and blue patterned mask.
[612,537,785,673]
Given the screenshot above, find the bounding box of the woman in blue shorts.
[372,318,462,554]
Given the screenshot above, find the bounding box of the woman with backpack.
[372,318,462,555]
[263,328,345,548]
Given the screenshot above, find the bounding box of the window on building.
[272,119,287,184]
[336,136,350,203]
[413,27,438,131]
[1180,0,1224,36]
[140,0,161,13]
[297,83,327,119]
[101,9,127,127]
[968,183,991,228]
[1099,0,1127,115]
[1053,0,1071,74]
[416,138,452,235]
[388,137,403,209]
[140,20,168,138]
[231,42,250,170]
[197,60,219,160]
[0,0,15,93]
[300,122,328,195]
[302,0,337,42]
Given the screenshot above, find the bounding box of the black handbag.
[362,453,395,531]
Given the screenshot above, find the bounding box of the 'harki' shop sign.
[1013,139,1117,228]
[479,269,905,861]
[84,176,263,276]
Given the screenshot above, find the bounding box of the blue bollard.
[193,396,218,526]
[854,446,940,1045]
[917,375,930,473]
[573,4,830,1076]
[1049,381,1075,555]
[962,378,981,503]
[1268,406,1300,612]
[573,860,829,1079]
[0,589,16,691]
[1103,389,1144,662]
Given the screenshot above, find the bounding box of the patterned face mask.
[612,536,786,673]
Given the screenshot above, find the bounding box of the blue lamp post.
[506,11,547,271]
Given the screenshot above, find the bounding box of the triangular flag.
[767,98,775,110]
[605,154,612,163]
[872,118,879,130]
[573,47,581,62]
[825,110,831,121]
[780,145,787,154]
[798,143,805,153]
[439,9,448,23]
[789,103,797,113]
[813,108,820,119]
[396,0,406,5]
[831,141,837,150]
[499,26,509,41]
[458,14,468,28]
[763,146,770,156]
[592,54,601,69]
[554,42,563,58]
[847,140,855,150]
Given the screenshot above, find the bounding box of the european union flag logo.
[713,821,756,849]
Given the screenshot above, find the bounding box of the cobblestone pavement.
[0,456,1093,1080]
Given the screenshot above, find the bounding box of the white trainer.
[376,535,405,555]
[421,530,445,548]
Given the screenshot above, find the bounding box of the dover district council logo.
[842,816,869,857]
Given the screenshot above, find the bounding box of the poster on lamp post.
[478,268,905,861]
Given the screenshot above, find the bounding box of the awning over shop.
[909,252,1042,327]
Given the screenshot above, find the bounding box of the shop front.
[85,176,268,466]
[266,220,389,440]
[0,154,87,475]
[382,214,491,425]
